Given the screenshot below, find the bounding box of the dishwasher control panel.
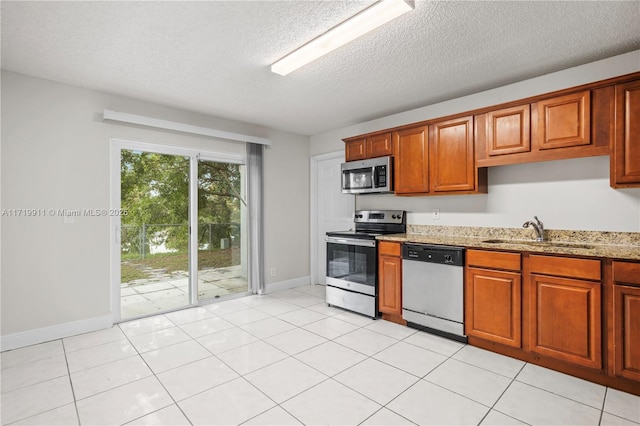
[402,244,465,266]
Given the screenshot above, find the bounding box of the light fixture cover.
[271,0,415,76]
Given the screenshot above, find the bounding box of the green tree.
[120,151,242,257]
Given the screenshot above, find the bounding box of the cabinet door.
[345,138,367,161]
[612,80,640,187]
[367,133,393,158]
[393,126,429,194]
[430,116,475,192]
[466,267,522,348]
[613,284,640,381]
[486,104,531,156]
[537,91,590,150]
[379,254,402,316]
[530,274,601,369]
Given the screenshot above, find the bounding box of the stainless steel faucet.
[523,216,545,242]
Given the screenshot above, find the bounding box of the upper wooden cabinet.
[393,126,429,194]
[485,104,531,156]
[392,119,487,196]
[611,79,640,187]
[368,133,393,158]
[477,90,608,167]
[536,91,590,150]
[429,116,477,193]
[344,132,392,162]
[345,138,366,161]
[342,72,640,189]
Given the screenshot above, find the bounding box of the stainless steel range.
[325,210,406,318]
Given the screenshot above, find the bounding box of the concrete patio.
[121,265,247,319]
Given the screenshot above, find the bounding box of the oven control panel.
[354,210,405,224]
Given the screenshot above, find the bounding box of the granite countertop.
[377,225,640,261]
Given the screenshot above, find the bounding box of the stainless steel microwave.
[341,156,393,194]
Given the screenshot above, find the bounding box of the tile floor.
[2,285,639,425]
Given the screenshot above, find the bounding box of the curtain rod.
[103,109,271,146]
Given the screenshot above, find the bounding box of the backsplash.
[406,225,640,247]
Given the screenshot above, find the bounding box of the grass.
[121,247,240,283]
[121,263,150,282]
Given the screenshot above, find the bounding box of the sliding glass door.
[112,141,248,322]
[197,159,247,301]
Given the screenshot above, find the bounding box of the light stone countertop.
[377,226,640,261]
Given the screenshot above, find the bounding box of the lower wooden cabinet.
[612,261,640,381]
[378,241,403,323]
[466,267,521,347]
[465,249,522,348]
[465,251,640,395]
[528,255,602,370]
[529,274,602,369]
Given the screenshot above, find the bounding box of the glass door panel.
[197,159,248,300]
[120,150,190,319]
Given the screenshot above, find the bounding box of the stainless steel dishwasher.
[402,243,467,343]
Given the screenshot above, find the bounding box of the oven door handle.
[325,236,376,247]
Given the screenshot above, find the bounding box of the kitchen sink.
[481,239,596,250]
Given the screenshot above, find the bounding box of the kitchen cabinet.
[345,138,366,161]
[611,79,640,187]
[378,241,404,324]
[393,126,429,194]
[344,132,392,162]
[343,71,639,190]
[429,116,478,193]
[392,119,487,195]
[476,90,609,167]
[484,104,531,157]
[465,250,522,348]
[529,255,602,369]
[611,261,640,381]
[536,91,590,150]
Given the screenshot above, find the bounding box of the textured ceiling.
[2,1,640,136]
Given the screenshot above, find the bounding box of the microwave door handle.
[372,167,379,188]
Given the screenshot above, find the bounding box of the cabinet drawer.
[379,241,401,257]
[530,255,600,281]
[467,249,521,271]
[613,261,640,286]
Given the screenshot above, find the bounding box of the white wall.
[1,71,310,338]
[310,50,640,232]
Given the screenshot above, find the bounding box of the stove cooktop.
[325,230,389,240]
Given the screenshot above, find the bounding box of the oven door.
[325,236,377,296]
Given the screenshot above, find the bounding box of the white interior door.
[311,151,354,285]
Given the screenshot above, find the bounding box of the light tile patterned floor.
[2,285,639,425]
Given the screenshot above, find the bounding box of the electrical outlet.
[433,209,440,220]
[270,267,276,277]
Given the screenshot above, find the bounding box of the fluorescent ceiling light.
[271,0,415,76]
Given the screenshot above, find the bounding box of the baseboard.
[1,315,113,351]
[264,276,311,294]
